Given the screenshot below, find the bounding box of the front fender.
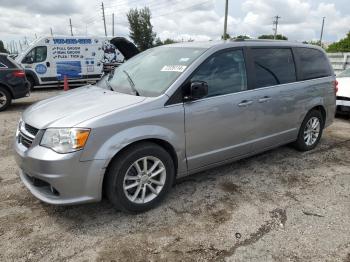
[80,125,187,175]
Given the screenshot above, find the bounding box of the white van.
[15,36,139,89]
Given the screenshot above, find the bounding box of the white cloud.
[1,0,349,50]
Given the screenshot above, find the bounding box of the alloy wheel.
[123,156,166,204]
[304,117,321,146]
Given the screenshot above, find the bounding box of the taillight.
[12,70,25,78]
[333,80,338,95]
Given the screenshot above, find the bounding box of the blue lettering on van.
[53,39,92,45]
[35,64,47,75]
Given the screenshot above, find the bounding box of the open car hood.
[111,37,139,60]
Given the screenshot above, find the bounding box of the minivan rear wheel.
[293,110,324,151]
[0,86,11,112]
[104,142,175,213]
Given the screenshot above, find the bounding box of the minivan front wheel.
[105,142,175,213]
[294,110,324,151]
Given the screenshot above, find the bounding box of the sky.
[1,0,350,49]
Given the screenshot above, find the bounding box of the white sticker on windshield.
[179,57,190,62]
[161,65,187,72]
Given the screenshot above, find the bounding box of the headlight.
[40,128,90,153]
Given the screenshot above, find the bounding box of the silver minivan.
[14,40,336,213]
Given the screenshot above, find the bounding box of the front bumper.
[14,135,106,205]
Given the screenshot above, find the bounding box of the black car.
[0,53,30,111]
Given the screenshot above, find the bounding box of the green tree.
[127,7,156,51]
[327,32,350,53]
[163,38,177,45]
[0,40,8,53]
[303,40,322,47]
[221,33,231,40]
[234,35,251,40]
[153,38,178,46]
[258,34,288,40]
[154,37,163,46]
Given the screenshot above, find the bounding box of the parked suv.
[0,53,29,111]
[14,40,336,213]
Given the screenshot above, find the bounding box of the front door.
[184,49,257,171]
[22,46,53,83]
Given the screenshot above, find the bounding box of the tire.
[26,75,35,91]
[104,142,175,213]
[293,110,324,151]
[0,86,11,112]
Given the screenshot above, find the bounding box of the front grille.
[18,133,33,148]
[24,123,39,136]
[18,122,39,149]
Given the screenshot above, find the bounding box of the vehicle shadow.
[38,144,301,236]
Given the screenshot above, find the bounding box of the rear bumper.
[14,137,106,205]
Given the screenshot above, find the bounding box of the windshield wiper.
[123,70,140,96]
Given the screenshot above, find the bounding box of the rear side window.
[0,56,16,68]
[295,48,332,80]
[252,48,296,88]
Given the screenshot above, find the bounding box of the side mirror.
[187,81,208,100]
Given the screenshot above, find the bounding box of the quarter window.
[295,48,332,80]
[253,48,296,89]
[191,49,247,98]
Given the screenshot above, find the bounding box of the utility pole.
[319,17,326,47]
[223,0,229,40]
[50,27,53,36]
[273,15,281,40]
[112,13,115,37]
[102,2,107,37]
[69,18,74,36]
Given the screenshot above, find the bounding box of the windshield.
[108,46,206,97]
[338,68,350,78]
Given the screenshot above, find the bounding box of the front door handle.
[258,96,272,103]
[238,100,253,107]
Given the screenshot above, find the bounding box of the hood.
[23,86,146,128]
[336,77,350,98]
[110,37,139,60]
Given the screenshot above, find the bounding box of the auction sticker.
[161,65,187,72]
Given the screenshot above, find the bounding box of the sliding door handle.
[238,100,253,107]
[258,96,272,103]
